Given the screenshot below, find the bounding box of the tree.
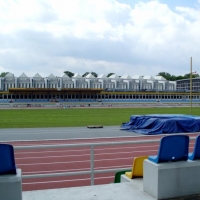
[91,72,98,78]
[183,73,199,79]
[157,71,200,81]
[157,72,172,80]
[82,72,98,77]
[64,71,74,78]
[170,75,178,81]
[0,72,8,77]
[193,73,199,78]
[82,72,89,77]
[107,73,114,77]
[176,75,184,81]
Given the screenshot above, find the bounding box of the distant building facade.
[176,78,200,92]
[0,72,176,92]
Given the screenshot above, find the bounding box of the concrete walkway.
[0,126,141,141]
[23,182,155,200]
[23,179,200,200]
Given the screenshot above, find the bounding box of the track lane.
[1,133,198,191]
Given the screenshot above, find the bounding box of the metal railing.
[14,136,196,186]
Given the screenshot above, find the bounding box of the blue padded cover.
[188,135,200,160]
[148,135,189,163]
[0,144,17,175]
[121,114,200,135]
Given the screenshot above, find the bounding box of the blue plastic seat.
[148,135,189,163]
[188,135,200,160]
[0,144,17,175]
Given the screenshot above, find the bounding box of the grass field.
[0,107,200,128]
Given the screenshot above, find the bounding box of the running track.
[4,133,199,191]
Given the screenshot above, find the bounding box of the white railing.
[14,137,196,186]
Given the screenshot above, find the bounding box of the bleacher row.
[115,135,200,199]
[1,135,200,200]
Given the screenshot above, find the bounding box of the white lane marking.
[15,144,159,155]
[1,134,149,142]
[17,154,156,166]
[0,127,121,135]
[16,149,158,160]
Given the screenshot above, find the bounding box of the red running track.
[3,133,198,191]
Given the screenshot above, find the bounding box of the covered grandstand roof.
[73,73,82,78]
[48,73,57,80]
[5,72,15,81]
[33,73,42,79]
[19,73,28,78]
[154,76,166,81]
[143,75,155,80]
[121,75,132,79]
[62,74,70,79]
[109,74,120,79]
[97,74,107,78]
[132,75,143,79]
[85,74,95,79]
[5,72,14,78]
[18,73,30,82]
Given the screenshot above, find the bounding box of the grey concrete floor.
[23,182,155,200]
[0,126,141,142]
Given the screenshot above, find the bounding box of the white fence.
[14,137,195,186]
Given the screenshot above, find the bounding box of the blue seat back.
[0,144,17,175]
[190,135,200,160]
[157,135,189,163]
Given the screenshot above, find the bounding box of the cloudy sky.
[0,0,200,78]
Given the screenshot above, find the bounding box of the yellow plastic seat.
[125,156,148,179]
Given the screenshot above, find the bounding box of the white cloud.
[0,0,200,77]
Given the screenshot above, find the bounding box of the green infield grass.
[0,107,200,128]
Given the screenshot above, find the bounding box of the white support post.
[90,145,94,185]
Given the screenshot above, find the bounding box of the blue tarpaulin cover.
[120,114,200,135]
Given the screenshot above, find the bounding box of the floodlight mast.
[190,57,192,115]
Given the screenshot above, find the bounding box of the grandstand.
[0,72,200,103]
